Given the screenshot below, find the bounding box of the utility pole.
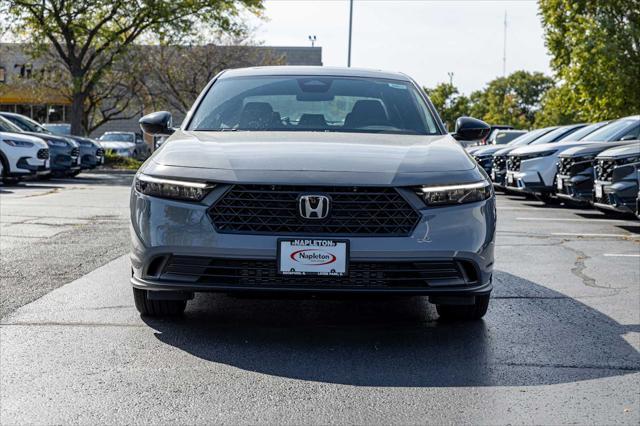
[308,35,317,47]
[447,72,454,86]
[347,0,354,67]
[502,10,507,77]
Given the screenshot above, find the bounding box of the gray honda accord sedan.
[131,66,496,320]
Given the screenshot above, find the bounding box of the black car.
[593,143,640,215]
[0,112,81,177]
[555,140,636,205]
[43,124,105,173]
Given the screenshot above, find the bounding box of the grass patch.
[103,151,143,170]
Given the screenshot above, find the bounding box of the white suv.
[0,130,50,183]
[506,116,640,201]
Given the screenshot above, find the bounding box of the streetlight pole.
[347,0,354,67]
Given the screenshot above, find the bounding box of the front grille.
[96,148,105,156]
[37,148,49,159]
[492,155,506,172]
[595,159,615,182]
[159,256,477,288]
[210,185,420,236]
[558,158,573,175]
[70,147,79,158]
[507,155,521,171]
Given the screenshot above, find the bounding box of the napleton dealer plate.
[278,239,348,276]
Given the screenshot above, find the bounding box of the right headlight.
[134,173,214,202]
[417,181,493,206]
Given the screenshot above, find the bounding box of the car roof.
[218,66,413,82]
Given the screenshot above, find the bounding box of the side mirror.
[139,111,175,136]
[453,116,491,141]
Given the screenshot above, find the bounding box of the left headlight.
[3,139,34,148]
[134,173,214,202]
[417,181,493,206]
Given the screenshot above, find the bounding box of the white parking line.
[517,217,636,224]
[552,233,638,238]
[603,253,640,257]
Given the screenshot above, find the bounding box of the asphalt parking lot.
[1,173,639,424]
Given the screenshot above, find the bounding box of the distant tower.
[502,10,508,77]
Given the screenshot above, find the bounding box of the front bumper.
[505,170,554,194]
[11,157,50,176]
[555,173,593,204]
[130,186,497,295]
[593,180,638,214]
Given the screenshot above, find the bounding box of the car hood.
[100,141,135,149]
[0,131,48,148]
[559,141,638,158]
[472,145,507,157]
[596,142,640,159]
[23,131,77,148]
[143,130,484,186]
[509,140,599,156]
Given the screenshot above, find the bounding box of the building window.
[0,67,5,83]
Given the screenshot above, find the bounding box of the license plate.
[557,178,563,190]
[507,174,514,185]
[595,184,603,199]
[278,239,348,276]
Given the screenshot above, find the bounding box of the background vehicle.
[555,138,636,205]
[99,131,150,159]
[44,123,104,172]
[468,129,525,154]
[131,67,495,320]
[593,143,640,215]
[0,112,81,177]
[0,118,50,183]
[503,119,639,200]
[488,127,559,188]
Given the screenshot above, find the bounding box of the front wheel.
[133,287,186,317]
[436,294,490,321]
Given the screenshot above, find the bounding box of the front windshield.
[582,118,639,141]
[0,116,24,133]
[101,133,134,142]
[559,121,607,141]
[2,114,51,134]
[45,125,71,135]
[530,126,580,145]
[495,131,525,145]
[188,76,440,135]
[508,128,552,147]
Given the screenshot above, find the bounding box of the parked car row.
[0,111,151,184]
[468,115,640,217]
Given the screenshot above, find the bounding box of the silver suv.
[130,67,496,320]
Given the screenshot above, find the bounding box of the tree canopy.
[538,0,640,121]
[2,0,264,135]
[425,71,554,130]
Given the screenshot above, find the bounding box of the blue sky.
[254,0,553,94]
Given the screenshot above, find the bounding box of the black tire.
[537,193,560,204]
[436,294,490,321]
[133,287,186,317]
[69,170,81,177]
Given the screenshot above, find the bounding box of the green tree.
[2,0,264,135]
[470,71,554,129]
[535,83,582,126]
[538,0,640,121]
[424,83,471,131]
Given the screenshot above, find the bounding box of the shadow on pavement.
[144,271,640,387]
